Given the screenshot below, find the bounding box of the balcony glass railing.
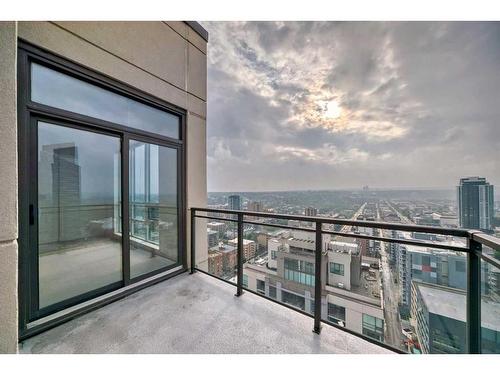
[190,207,500,354]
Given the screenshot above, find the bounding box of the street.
[378,202,406,351]
[380,243,405,350]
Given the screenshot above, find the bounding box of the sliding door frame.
[127,132,184,283]
[17,41,187,340]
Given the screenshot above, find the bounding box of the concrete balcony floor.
[20,272,391,354]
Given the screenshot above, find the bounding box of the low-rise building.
[324,241,385,342]
[207,221,226,237]
[207,229,219,248]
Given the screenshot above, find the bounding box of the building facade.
[411,281,500,354]
[228,194,242,211]
[243,231,385,343]
[304,207,318,217]
[457,177,494,232]
[0,21,208,353]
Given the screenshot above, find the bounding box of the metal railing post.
[467,236,482,354]
[190,208,196,274]
[235,212,244,297]
[313,221,322,334]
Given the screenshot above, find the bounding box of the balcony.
[20,272,389,354]
[18,208,500,354]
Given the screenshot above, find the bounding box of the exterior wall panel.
[0,21,18,353]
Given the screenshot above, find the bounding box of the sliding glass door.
[18,44,185,333]
[37,121,123,309]
[129,140,179,279]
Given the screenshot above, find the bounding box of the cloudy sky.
[202,22,500,192]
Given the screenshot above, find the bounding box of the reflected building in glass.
[38,143,82,247]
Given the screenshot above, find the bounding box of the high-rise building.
[457,177,494,232]
[228,194,241,211]
[304,207,318,216]
[44,144,82,242]
[248,201,263,212]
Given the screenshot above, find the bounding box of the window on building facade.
[422,255,431,266]
[281,290,306,311]
[31,63,180,139]
[269,285,277,299]
[330,262,344,276]
[257,279,265,294]
[284,258,315,286]
[327,303,346,326]
[362,314,384,342]
[456,261,466,273]
[242,274,248,288]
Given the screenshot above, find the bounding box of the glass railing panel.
[321,231,468,354]
[203,214,238,285]
[240,223,317,316]
[480,246,500,354]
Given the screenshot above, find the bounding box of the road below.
[378,202,406,351]
[380,242,405,351]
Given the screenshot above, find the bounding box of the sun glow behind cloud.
[204,21,500,191]
[324,100,342,119]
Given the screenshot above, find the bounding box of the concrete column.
[0,21,19,353]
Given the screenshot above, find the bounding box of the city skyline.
[203,22,500,192]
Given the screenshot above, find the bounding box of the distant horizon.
[208,185,498,195]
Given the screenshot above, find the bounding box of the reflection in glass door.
[37,121,122,309]
[129,140,179,279]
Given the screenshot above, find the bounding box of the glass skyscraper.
[228,194,241,211]
[457,177,494,232]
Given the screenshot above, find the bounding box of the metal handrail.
[193,207,470,237]
[189,206,500,354]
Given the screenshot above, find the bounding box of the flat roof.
[228,238,255,245]
[351,268,382,301]
[209,244,236,253]
[416,282,500,331]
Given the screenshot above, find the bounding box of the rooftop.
[20,272,390,354]
[416,282,500,331]
[351,268,382,302]
[228,238,256,245]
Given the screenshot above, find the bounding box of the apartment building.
[324,241,385,342]
[241,232,385,342]
[207,221,226,237]
[228,238,257,261]
[207,229,219,248]
[397,235,492,310]
[457,177,495,232]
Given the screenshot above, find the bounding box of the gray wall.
[0,21,207,353]
[0,21,19,353]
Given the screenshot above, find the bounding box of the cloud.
[202,21,500,191]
